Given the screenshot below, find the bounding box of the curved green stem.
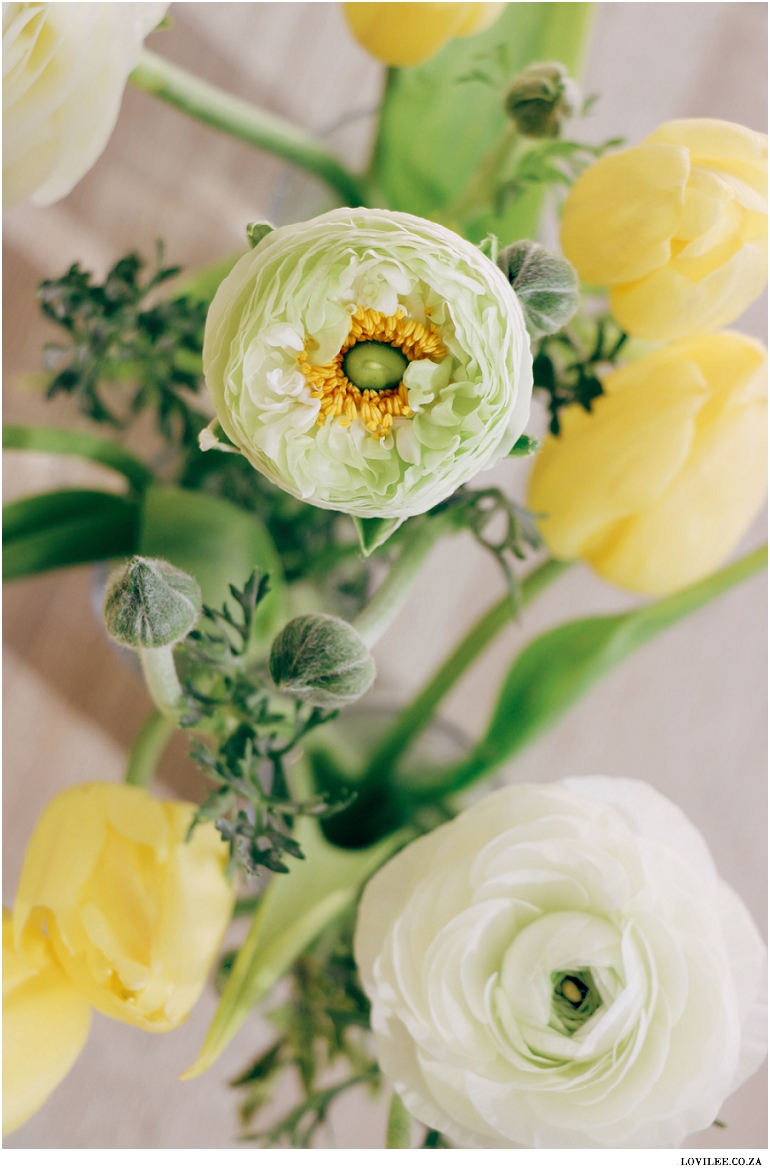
[138,645,184,719]
[362,558,570,778]
[125,710,176,788]
[130,50,367,207]
[354,515,454,649]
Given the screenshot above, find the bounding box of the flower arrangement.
[3,1,767,1153]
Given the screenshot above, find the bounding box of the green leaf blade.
[3,423,154,494]
[3,490,139,580]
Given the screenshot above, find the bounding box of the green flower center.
[343,341,409,392]
[550,970,602,1035]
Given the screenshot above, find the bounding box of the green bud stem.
[125,710,176,789]
[138,646,184,720]
[360,558,571,782]
[130,50,366,207]
[354,515,454,649]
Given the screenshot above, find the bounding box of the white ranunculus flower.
[203,208,532,518]
[3,2,167,210]
[355,778,767,1148]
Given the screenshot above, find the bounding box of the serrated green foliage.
[38,245,208,445]
[233,915,380,1147]
[533,314,627,435]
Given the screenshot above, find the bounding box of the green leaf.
[3,423,154,493]
[401,546,768,799]
[246,222,274,249]
[371,3,594,241]
[509,433,539,457]
[3,490,139,581]
[138,485,286,640]
[386,1093,412,1149]
[351,515,404,557]
[182,819,406,1079]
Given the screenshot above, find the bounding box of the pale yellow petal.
[560,144,689,285]
[589,394,767,595]
[528,355,706,560]
[3,909,91,1137]
[343,2,471,66]
[611,239,768,341]
[455,3,506,37]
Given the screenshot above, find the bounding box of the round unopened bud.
[103,556,202,649]
[504,62,579,138]
[498,240,579,339]
[269,613,376,708]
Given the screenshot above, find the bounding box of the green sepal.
[181,819,407,1079]
[509,434,539,457]
[246,222,274,249]
[138,484,286,640]
[351,515,404,557]
[3,424,154,494]
[3,489,139,581]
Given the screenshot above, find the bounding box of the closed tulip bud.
[343,2,505,67]
[103,556,202,649]
[528,332,767,595]
[12,783,233,1032]
[561,119,768,341]
[504,62,580,138]
[270,613,376,707]
[498,240,579,339]
[3,908,91,1137]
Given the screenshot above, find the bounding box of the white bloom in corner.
[3,2,167,210]
[203,208,533,518]
[355,778,767,1148]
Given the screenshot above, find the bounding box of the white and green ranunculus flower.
[203,209,533,519]
[354,778,767,1148]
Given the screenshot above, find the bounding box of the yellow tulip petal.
[611,239,768,341]
[343,2,472,66]
[528,356,706,560]
[3,908,91,1137]
[590,394,767,595]
[560,144,689,285]
[455,2,506,37]
[648,118,767,185]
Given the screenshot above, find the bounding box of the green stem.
[362,558,570,778]
[125,710,176,788]
[138,645,184,719]
[354,516,453,649]
[399,544,768,804]
[129,50,367,207]
[386,1092,412,1149]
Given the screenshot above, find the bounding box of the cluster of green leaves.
[229,915,380,1146]
[181,570,351,874]
[491,135,623,219]
[533,314,628,435]
[39,246,208,446]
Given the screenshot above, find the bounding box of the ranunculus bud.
[504,62,580,138]
[269,613,376,707]
[103,556,202,649]
[497,240,579,339]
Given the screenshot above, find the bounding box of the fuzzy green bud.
[103,556,202,649]
[504,62,579,138]
[269,613,376,707]
[498,240,579,340]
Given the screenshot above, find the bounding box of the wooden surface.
[3,2,767,1149]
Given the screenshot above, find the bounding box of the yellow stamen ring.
[297,306,447,439]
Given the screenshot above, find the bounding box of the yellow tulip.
[561,120,768,341]
[13,783,233,1032]
[343,2,505,67]
[528,332,767,595]
[3,907,91,1137]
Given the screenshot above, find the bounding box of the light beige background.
[3,1,767,1150]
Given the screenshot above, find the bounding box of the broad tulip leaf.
[182,819,407,1078]
[138,485,286,640]
[3,490,139,581]
[403,546,767,798]
[372,3,594,243]
[3,423,154,493]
